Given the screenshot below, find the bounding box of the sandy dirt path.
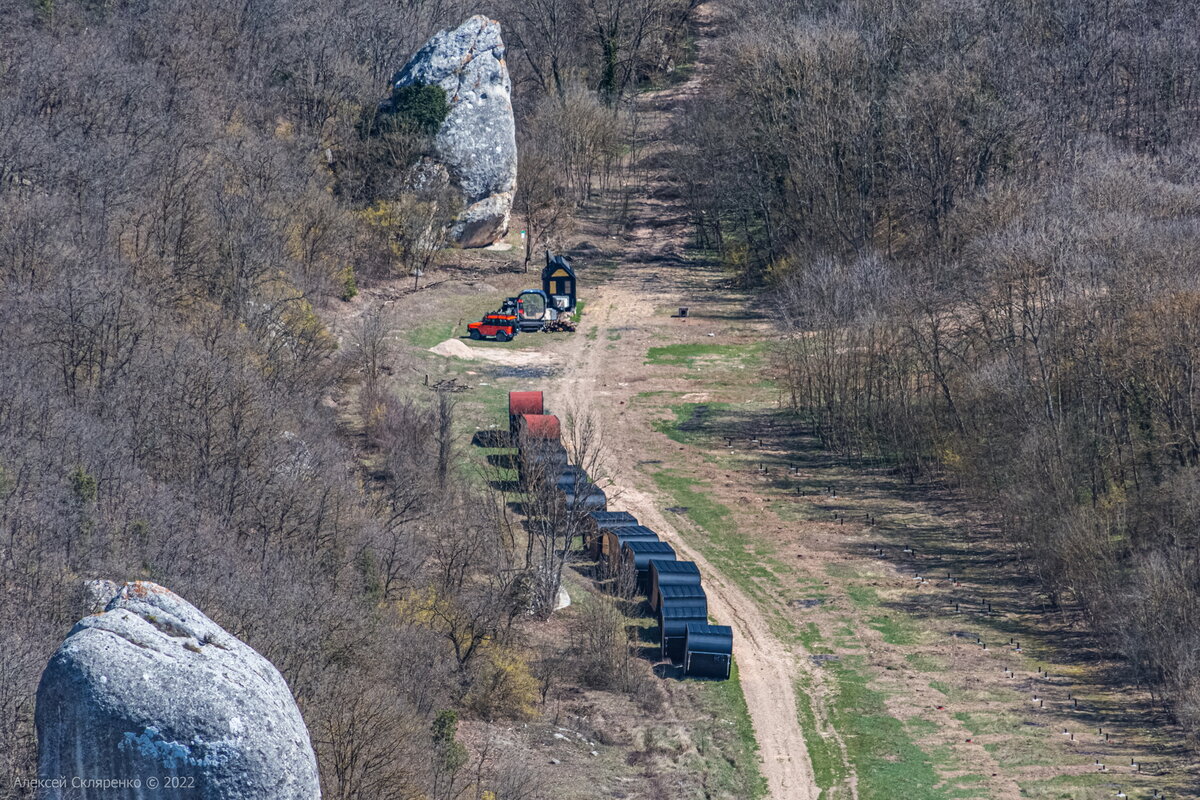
[545,5,820,797]
[546,290,820,800]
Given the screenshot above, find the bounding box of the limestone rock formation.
[36,581,319,800]
[391,15,517,248]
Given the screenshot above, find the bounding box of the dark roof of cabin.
[685,623,733,654]
[659,583,707,601]
[589,511,636,522]
[555,466,589,486]
[589,511,637,528]
[651,559,700,576]
[660,600,709,619]
[542,254,576,281]
[563,483,606,501]
[624,540,675,555]
[608,525,657,539]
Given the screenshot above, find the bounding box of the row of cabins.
[508,391,734,680]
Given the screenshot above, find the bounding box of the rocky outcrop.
[36,581,319,800]
[391,16,517,248]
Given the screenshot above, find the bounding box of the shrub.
[385,82,450,137]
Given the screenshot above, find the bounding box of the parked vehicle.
[467,313,518,341]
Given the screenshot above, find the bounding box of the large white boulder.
[391,16,518,248]
[35,581,320,800]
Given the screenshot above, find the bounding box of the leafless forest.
[0,0,696,797]
[677,0,1200,733]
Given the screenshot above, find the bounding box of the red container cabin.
[508,391,544,435]
[517,414,561,445]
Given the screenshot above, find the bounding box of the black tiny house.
[660,599,709,662]
[648,560,701,612]
[585,511,638,558]
[542,253,577,312]
[684,624,733,680]
[621,540,676,590]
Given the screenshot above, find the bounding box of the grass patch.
[825,563,862,581]
[827,661,949,800]
[797,621,825,651]
[905,653,945,672]
[694,660,769,799]
[795,676,851,797]
[651,402,733,445]
[846,585,879,607]
[867,613,921,646]
[407,318,461,350]
[650,469,782,602]
[645,341,763,368]
[906,717,940,737]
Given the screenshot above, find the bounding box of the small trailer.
[584,511,638,558]
[648,560,702,612]
[621,540,676,592]
[659,597,709,663]
[683,623,733,680]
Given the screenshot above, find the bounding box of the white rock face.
[391,15,518,248]
[36,581,320,800]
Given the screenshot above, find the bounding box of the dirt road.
[545,5,820,797]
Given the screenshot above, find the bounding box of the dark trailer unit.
[600,525,659,568]
[554,465,589,490]
[648,560,702,612]
[508,391,544,435]
[621,540,676,591]
[659,598,709,663]
[517,440,568,487]
[585,511,637,558]
[561,481,607,515]
[657,582,707,609]
[684,624,733,680]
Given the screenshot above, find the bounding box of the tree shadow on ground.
[472,430,511,448]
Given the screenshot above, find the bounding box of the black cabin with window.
[542,253,577,312]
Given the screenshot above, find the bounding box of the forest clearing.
[6,0,1200,798]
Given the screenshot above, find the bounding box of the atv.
[467,313,519,342]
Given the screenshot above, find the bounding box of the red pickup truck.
[467,313,519,342]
